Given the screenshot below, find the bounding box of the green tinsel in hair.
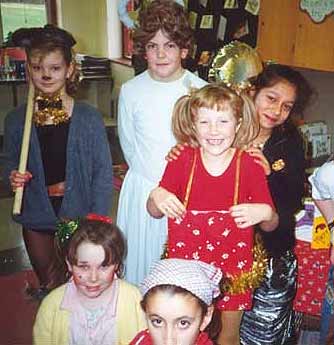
[55,219,79,244]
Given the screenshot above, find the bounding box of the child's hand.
[165,143,188,162]
[246,147,271,176]
[149,187,186,220]
[229,203,274,229]
[9,170,32,191]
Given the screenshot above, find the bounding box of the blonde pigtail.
[172,94,198,146]
[234,92,260,149]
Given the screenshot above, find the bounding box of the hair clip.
[56,219,79,245]
[86,213,113,224]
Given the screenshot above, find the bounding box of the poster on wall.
[300,0,334,23]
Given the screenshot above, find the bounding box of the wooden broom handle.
[13,80,35,215]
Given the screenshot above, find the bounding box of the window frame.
[0,0,58,43]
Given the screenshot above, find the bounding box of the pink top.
[61,278,119,345]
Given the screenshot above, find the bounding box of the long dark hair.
[252,64,314,118]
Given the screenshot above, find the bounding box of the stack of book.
[75,54,112,80]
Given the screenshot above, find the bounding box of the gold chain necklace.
[33,92,70,126]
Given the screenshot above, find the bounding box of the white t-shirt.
[296,161,334,242]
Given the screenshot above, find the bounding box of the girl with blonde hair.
[147,83,278,345]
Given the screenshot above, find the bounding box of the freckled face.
[145,291,212,345]
[195,106,238,160]
[67,242,117,299]
[254,80,296,131]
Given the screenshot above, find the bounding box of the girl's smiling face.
[254,80,296,132]
[67,242,117,299]
[195,106,238,160]
[145,290,213,345]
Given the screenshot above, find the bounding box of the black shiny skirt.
[240,251,299,345]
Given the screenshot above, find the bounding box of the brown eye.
[151,318,163,327]
[283,104,292,112]
[178,319,191,329]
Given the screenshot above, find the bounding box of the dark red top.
[130,329,213,345]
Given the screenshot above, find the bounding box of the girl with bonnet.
[3,25,113,299]
[130,258,223,345]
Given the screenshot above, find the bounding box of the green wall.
[60,0,108,56]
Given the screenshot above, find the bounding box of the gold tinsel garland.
[33,92,69,126]
[221,236,268,295]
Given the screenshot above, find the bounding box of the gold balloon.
[209,41,263,92]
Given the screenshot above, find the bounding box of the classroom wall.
[301,68,334,135]
[59,0,108,57]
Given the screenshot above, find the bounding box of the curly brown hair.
[133,0,193,57]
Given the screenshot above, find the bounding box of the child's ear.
[66,258,73,273]
[199,305,214,331]
[181,48,188,59]
[114,264,120,277]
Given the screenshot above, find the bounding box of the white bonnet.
[140,259,223,305]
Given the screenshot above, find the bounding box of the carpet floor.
[0,270,39,345]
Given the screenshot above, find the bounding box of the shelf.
[0,79,26,84]
[0,79,26,107]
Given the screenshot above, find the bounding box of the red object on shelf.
[122,25,133,59]
[122,0,135,59]
[0,47,26,64]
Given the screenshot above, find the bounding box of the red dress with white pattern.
[160,147,274,311]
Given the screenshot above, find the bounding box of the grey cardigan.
[3,102,113,230]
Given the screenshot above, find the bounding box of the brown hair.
[54,219,126,287]
[12,25,80,96]
[133,0,193,57]
[172,83,259,149]
[251,63,314,117]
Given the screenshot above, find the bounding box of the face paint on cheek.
[72,272,85,285]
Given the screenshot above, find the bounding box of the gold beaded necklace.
[33,91,70,126]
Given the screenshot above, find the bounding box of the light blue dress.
[117,70,206,285]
